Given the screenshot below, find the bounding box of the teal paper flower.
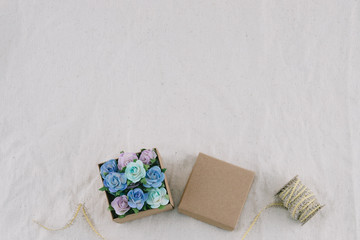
[125,160,146,183]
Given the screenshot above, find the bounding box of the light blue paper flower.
[127,188,148,210]
[103,172,127,193]
[100,159,118,179]
[143,166,165,188]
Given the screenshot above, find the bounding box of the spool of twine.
[241,175,324,239]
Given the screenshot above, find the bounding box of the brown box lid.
[178,152,255,231]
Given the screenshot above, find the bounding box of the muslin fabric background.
[1,1,359,239]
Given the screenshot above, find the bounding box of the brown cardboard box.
[98,148,174,223]
[178,152,255,231]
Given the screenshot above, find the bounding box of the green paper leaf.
[161,168,167,173]
[165,194,169,200]
[158,205,165,209]
[115,191,122,196]
[150,158,156,164]
[133,208,139,214]
[140,148,146,152]
[118,215,126,218]
[140,178,147,185]
[99,186,107,191]
[108,205,114,211]
[103,172,109,177]
[120,151,124,154]
[127,180,132,185]
[144,164,150,171]
[133,159,137,162]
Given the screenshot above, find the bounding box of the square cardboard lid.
[178,152,255,231]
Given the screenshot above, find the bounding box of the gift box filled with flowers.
[98,148,174,223]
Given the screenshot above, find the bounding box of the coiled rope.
[241,176,324,240]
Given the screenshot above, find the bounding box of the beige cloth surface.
[1,1,359,239]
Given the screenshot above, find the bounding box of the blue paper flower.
[143,166,165,188]
[100,159,118,179]
[127,188,148,210]
[103,172,127,193]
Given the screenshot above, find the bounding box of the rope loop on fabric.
[33,203,106,240]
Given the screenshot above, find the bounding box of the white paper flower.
[146,187,169,208]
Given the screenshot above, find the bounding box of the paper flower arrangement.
[99,148,170,219]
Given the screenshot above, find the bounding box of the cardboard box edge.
[234,170,255,229]
[178,207,234,231]
[177,153,201,209]
[198,152,256,176]
[155,148,175,208]
[114,204,173,223]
